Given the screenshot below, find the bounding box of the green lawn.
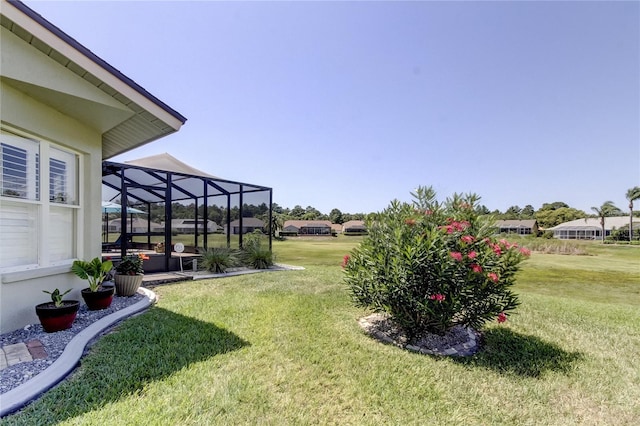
[2,238,639,425]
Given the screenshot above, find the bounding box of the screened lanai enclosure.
[102,154,272,273]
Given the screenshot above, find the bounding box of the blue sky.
[25,1,639,215]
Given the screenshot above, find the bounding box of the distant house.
[282,220,333,236]
[343,220,367,235]
[331,223,343,235]
[171,219,219,234]
[495,220,538,236]
[108,218,164,234]
[230,217,265,234]
[549,216,635,240]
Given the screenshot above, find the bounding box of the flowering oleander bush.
[343,186,530,337]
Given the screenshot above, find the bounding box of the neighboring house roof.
[1,0,187,159]
[108,218,163,229]
[331,224,343,232]
[230,217,265,227]
[171,218,219,230]
[495,220,537,228]
[343,220,366,230]
[549,216,636,231]
[126,153,218,179]
[283,220,332,229]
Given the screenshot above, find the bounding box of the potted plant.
[114,253,148,296]
[35,289,80,332]
[72,257,115,310]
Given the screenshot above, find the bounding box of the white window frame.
[0,128,83,275]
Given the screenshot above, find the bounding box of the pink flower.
[439,225,454,234]
[519,247,531,256]
[470,263,483,273]
[467,251,477,260]
[497,312,507,323]
[404,219,416,226]
[429,294,445,302]
[492,244,502,256]
[441,218,471,233]
[487,272,499,283]
[461,235,475,244]
[458,220,471,230]
[341,255,350,268]
[449,251,463,262]
[425,209,433,215]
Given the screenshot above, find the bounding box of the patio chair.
[101,234,132,252]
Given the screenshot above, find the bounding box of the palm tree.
[625,186,640,242]
[591,201,622,243]
[269,213,283,239]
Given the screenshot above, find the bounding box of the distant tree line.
[143,202,270,225]
[131,186,640,236]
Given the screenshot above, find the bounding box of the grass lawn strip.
[1,239,638,425]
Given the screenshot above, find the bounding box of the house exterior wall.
[299,225,331,235]
[1,2,184,332]
[549,217,632,240]
[1,83,104,333]
[1,28,110,333]
[342,220,367,235]
[232,226,263,235]
[553,229,601,240]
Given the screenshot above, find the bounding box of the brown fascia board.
[7,0,187,126]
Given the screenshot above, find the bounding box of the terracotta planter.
[114,274,143,297]
[35,300,80,332]
[81,286,115,310]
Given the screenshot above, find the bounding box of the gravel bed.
[359,313,481,356]
[0,292,144,395]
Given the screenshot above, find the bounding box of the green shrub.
[199,247,240,273]
[343,186,530,337]
[241,231,274,269]
[244,247,274,269]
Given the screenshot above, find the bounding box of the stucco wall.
[0,82,104,333]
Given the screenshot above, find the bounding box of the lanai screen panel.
[102,160,272,271]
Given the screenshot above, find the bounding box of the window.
[0,137,39,200]
[0,131,80,271]
[49,147,77,204]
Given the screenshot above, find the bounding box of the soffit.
[2,76,134,133]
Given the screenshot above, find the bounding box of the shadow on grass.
[453,328,583,378]
[3,307,248,424]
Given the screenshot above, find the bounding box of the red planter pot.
[35,300,80,333]
[81,286,115,310]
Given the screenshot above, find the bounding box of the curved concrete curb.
[0,287,157,417]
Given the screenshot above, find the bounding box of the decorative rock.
[358,313,481,357]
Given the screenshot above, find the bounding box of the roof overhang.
[1,0,187,159]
